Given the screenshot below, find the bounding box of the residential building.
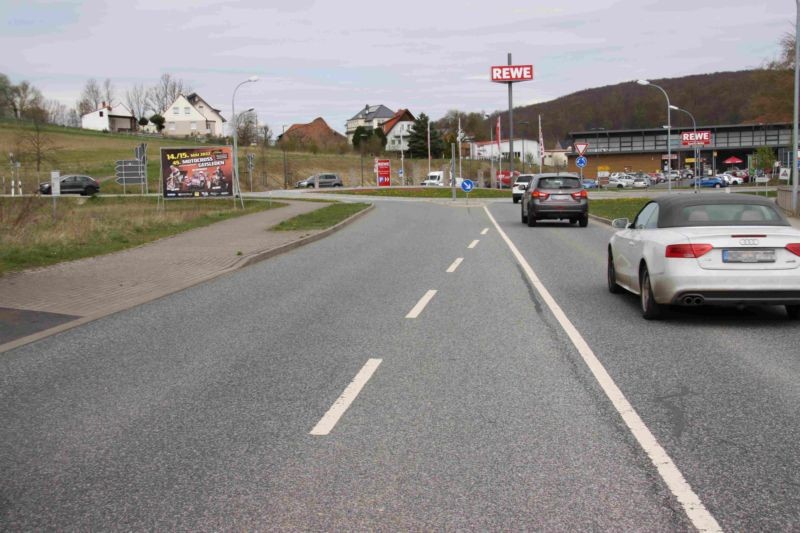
[345,104,395,143]
[163,93,226,137]
[382,109,415,153]
[81,102,136,132]
[470,138,539,164]
[278,117,347,149]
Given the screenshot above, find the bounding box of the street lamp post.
[281,124,288,189]
[400,126,405,186]
[793,0,799,213]
[670,105,699,191]
[485,114,495,188]
[638,79,672,192]
[356,132,368,187]
[519,120,530,173]
[231,75,259,208]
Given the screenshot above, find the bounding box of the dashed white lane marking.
[481,228,489,235]
[405,290,437,318]
[482,206,722,533]
[310,358,382,436]
[446,258,464,273]
[468,239,479,249]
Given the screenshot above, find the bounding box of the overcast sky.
[0,0,794,134]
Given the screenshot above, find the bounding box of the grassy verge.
[326,187,511,199]
[590,198,651,221]
[0,196,283,274]
[271,202,371,231]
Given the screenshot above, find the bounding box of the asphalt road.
[1,200,798,530]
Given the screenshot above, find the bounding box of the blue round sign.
[576,156,588,168]
[461,179,474,193]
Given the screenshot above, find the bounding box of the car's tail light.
[532,189,549,199]
[665,244,713,258]
[571,189,588,199]
[786,244,800,256]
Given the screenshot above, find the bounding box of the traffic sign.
[461,179,474,193]
[398,168,403,177]
[116,176,146,185]
[576,156,588,168]
[575,142,589,156]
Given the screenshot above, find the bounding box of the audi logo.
[739,239,760,246]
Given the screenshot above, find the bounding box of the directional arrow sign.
[116,176,146,185]
[576,156,588,168]
[575,142,589,156]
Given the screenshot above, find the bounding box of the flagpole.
[538,114,544,173]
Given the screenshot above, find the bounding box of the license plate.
[722,249,775,263]
[552,194,570,200]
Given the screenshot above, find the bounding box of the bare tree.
[9,81,44,119]
[102,78,114,105]
[0,73,13,118]
[235,110,258,145]
[125,83,150,120]
[77,78,102,115]
[44,99,69,125]
[147,73,191,115]
[18,116,59,172]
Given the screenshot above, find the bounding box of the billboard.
[161,146,234,198]
[376,159,391,186]
[491,65,534,83]
[681,131,711,146]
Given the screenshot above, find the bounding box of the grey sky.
[0,0,793,133]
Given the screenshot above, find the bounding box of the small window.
[99,111,104,117]
[199,105,204,109]
[184,107,190,115]
[172,107,179,115]
[168,122,175,131]
[190,122,197,130]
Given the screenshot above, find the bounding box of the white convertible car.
[607,194,800,319]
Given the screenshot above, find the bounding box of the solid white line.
[309,358,382,436]
[482,206,722,533]
[446,258,464,273]
[468,239,479,249]
[405,290,437,318]
[481,228,489,235]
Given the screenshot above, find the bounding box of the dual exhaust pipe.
[681,294,705,306]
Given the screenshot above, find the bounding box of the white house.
[81,102,136,132]
[470,138,539,163]
[382,109,415,152]
[345,104,395,143]
[163,93,226,137]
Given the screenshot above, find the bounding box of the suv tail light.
[665,244,713,258]
[571,189,588,199]
[786,243,800,256]
[532,189,549,200]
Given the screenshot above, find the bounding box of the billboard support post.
[490,56,534,189]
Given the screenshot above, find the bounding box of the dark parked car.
[521,173,589,227]
[295,173,343,188]
[39,175,100,196]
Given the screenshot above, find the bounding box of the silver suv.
[296,173,343,188]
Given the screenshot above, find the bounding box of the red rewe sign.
[491,65,534,83]
[376,159,391,187]
[681,130,711,146]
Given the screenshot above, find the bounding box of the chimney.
[101,101,106,109]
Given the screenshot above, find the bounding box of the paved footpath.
[0,200,369,349]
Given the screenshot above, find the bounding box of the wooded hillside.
[483,69,793,147]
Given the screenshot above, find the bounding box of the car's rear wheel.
[578,214,589,227]
[513,197,519,204]
[607,250,622,294]
[786,305,800,320]
[334,183,342,187]
[640,265,662,319]
[526,211,537,227]
[521,205,528,223]
[83,186,98,196]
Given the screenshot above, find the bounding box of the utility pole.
[282,124,288,189]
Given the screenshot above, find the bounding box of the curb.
[589,213,612,226]
[0,204,375,355]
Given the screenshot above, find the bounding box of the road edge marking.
[468,239,479,249]
[310,358,382,436]
[481,228,489,235]
[405,290,437,318]
[446,258,464,273]
[482,205,722,533]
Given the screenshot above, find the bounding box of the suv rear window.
[537,177,581,189]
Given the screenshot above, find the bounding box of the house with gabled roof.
[163,93,226,137]
[278,117,347,149]
[382,109,415,153]
[81,102,136,132]
[345,104,395,144]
